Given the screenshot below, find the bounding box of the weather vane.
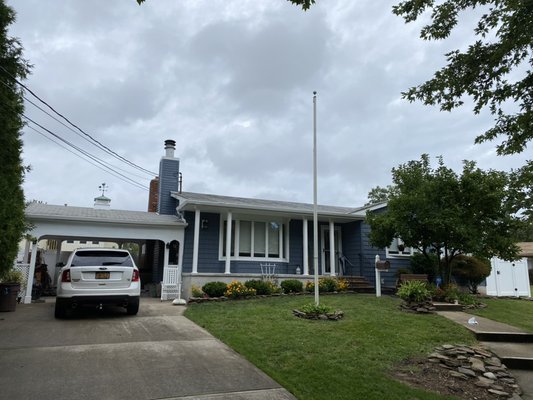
[98,183,108,196]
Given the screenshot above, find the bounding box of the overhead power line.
[0,65,158,176]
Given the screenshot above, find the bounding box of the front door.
[321,226,342,275]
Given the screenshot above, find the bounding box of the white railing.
[161,264,181,301]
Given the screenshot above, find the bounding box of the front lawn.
[185,294,474,400]
[469,297,533,332]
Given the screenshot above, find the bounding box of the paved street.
[0,298,295,400]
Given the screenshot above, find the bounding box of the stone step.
[477,332,533,343]
[480,342,533,370]
[432,302,464,312]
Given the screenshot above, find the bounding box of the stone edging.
[292,309,344,321]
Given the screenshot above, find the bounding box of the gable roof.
[25,202,186,226]
[171,191,385,220]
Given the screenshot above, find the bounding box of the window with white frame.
[221,218,287,260]
[386,237,415,257]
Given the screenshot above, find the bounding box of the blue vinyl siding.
[288,219,303,273]
[182,211,222,273]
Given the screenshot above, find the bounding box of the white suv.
[55,248,141,318]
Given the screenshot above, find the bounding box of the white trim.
[218,215,289,262]
[329,220,335,276]
[385,237,415,258]
[320,224,342,275]
[303,219,309,275]
[24,242,38,304]
[225,212,232,274]
[192,209,200,274]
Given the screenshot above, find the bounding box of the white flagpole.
[313,91,319,306]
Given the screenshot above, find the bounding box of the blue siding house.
[154,140,411,298]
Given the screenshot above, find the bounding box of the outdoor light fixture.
[201,219,208,229]
[165,242,170,249]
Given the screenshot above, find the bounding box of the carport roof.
[25,202,186,226]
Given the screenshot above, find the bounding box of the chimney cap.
[164,139,176,148]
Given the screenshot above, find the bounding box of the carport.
[21,202,187,304]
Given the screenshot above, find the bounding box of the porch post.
[329,220,336,276]
[54,241,62,283]
[303,219,309,275]
[24,241,38,304]
[192,209,200,274]
[225,211,232,274]
[23,239,31,263]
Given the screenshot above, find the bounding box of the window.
[386,238,414,257]
[221,218,286,260]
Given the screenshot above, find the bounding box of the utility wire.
[0,66,158,176]
[21,113,149,191]
[22,94,150,181]
[25,123,148,191]
[0,99,149,191]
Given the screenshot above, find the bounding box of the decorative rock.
[450,371,468,380]
[483,372,497,380]
[469,357,486,373]
[457,367,477,377]
[475,377,494,387]
[488,389,511,396]
[485,357,503,367]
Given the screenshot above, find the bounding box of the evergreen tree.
[0,0,30,276]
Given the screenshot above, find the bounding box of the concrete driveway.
[0,298,295,400]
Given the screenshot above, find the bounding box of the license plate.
[95,272,110,279]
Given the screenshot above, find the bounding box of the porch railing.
[12,263,31,302]
[161,264,181,301]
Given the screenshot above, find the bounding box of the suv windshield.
[71,250,133,267]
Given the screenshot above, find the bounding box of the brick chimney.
[148,177,159,212]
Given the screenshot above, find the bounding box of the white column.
[225,211,232,274]
[303,219,309,275]
[192,209,200,274]
[329,220,336,276]
[54,241,63,283]
[23,240,31,263]
[24,241,38,304]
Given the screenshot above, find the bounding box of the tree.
[366,154,521,285]
[450,255,491,294]
[136,0,316,11]
[393,1,533,156]
[0,0,30,276]
[365,185,395,206]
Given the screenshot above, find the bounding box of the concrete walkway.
[0,298,295,400]
[438,311,533,400]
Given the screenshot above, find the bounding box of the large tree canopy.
[0,0,30,276]
[366,155,521,285]
[393,1,533,156]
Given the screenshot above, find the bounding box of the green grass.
[185,294,474,400]
[468,297,533,332]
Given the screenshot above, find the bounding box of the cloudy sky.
[6,0,529,211]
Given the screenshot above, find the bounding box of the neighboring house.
[22,140,410,303]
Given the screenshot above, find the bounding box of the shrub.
[450,255,491,294]
[397,280,430,303]
[202,281,228,298]
[245,280,273,295]
[442,284,461,303]
[300,302,332,314]
[457,292,479,306]
[190,284,204,298]
[225,280,256,299]
[410,253,438,283]
[319,277,338,292]
[0,269,24,284]
[336,278,349,292]
[305,277,344,293]
[281,279,303,294]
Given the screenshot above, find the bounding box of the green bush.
[245,280,273,295]
[397,280,430,303]
[305,277,340,293]
[300,302,332,314]
[442,284,461,303]
[225,281,256,298]
[0,269,23,284]
[202,281,228,298]
[410,253,438,282]
[191,284,204,298]
[281,279,303,294]
[450,255,491,294]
